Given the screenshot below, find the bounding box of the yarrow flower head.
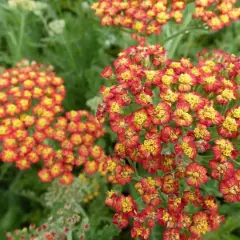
[91,0,240,37]
[98,45,240,239]
[0,60,65,169]
[37,110,105,184]
[91,0,186,36]
[0,61,105,185]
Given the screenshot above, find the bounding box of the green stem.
[9,171,23,191]
[164,25,208,43]
[167,34,183,59]
[10,190,45,207]
[72,202,88,219]
[223,102,230,115]
[38,13,49,33]
[0,163,12,182]
[61,34,77,71]
[233,160,240,166]
[67,231,73,240]
[128,159,141,181]
[16,11,26,63]
[184,32,194,57]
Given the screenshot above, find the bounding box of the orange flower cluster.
[38,110,105,184]
[98,45,240,239]
[91,0,185,36]
[0,61,105,185]
[0,60,65,169]
[91,0,240,35]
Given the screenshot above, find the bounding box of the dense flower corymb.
[92,0,185,36]
[0,60,65,170]
[0,61,105,185]
[91,0,240,36]
[98,45,240,239]
[38,110,105,184]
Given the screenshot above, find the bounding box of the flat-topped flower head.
[0,62,105,185]
[98,45,240,239]
[92,0,240,38]
[38,110,105,184]
[0,60,65,171]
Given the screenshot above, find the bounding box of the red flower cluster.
[0,61,105,185]
[102,156,135,184]
[91,0,185,36]
[194,0,240,31]
[106,186,224,239]
[0,60,65,169]
[98,45,240,239]
[38,110,105,184]
[91,0,240,36]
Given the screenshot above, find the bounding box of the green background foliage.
[0,0,240,239]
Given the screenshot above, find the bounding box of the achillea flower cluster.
[98,44,240,239]
[0,60,65,169]
[91,0,185,36]
[37,110,105,184]
[194,0,240,31]
[0,61,105,185]
[91,0,240,36]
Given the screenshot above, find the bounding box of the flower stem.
[16,11,26,63]
[128,159,141,181]
[72,202,88,219]
[164,25,208,44]
[0,163,12,182]
[67,231,73,240]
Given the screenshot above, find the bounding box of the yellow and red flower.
[190,212,211,236]
[212,138,238,162]
[172,102,193,127]
[92,0,240,40]
[210,160,234,180]
[175,136,197,160]
[220,177,240,203]
[186,163,209,187]
[163,228,182,240]
[113,213,129,229]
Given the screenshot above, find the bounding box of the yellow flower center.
[221,89,235,100]
[110,102,121,113]
[204,76,216,84]
[162,75,173,85]
[222,117,238,132]
[145,70,156,82]
[122,200,132,213]
[176,109,191,120]
[200,106,216,120]
[194,127,206,139]
[185,93,199,108]
[179,73,192,84]
[233,108,240,119]
[196,220,209,234]
[139,93,152,104]
[143,139,157,154]
[134,112,147,126]
[121,71,131,81]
